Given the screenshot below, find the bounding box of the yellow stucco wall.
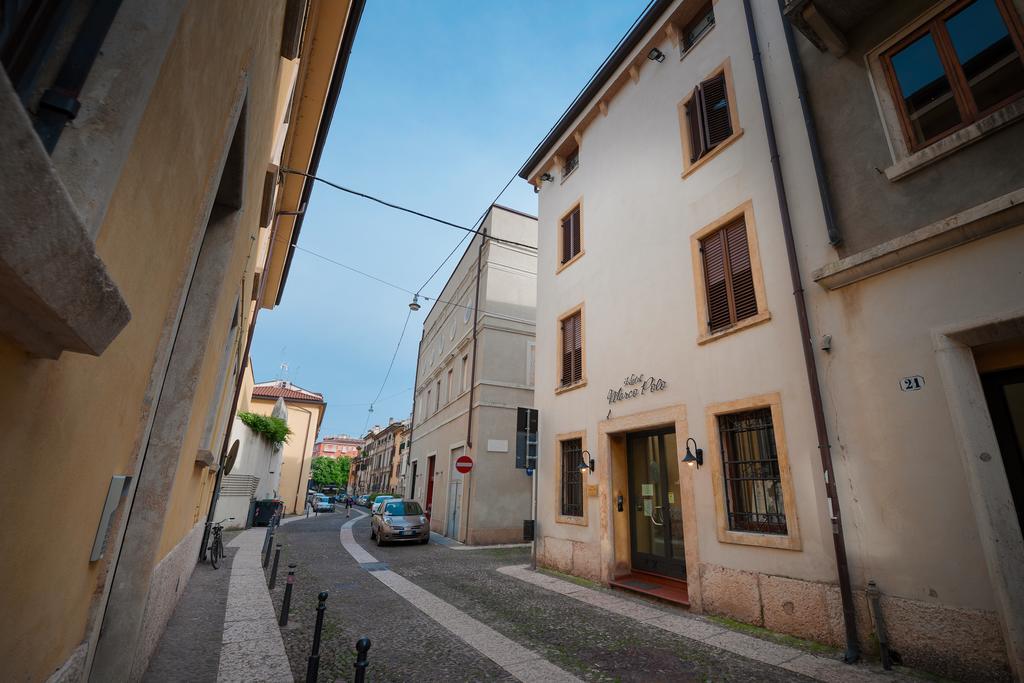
[0,1,290,678]
[249,397,324,514]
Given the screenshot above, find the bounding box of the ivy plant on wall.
[238,411,291,446]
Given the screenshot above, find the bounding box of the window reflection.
[946,0,1024,112]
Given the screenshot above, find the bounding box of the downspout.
[465,229,486,449]
[741,0,860,662]
[777,0,841,246]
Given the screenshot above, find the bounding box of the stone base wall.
[45,642,87,683]
[129,519,206,681]
[467,526,529,546]
[537,536,602,581]
[698,563,1010,681]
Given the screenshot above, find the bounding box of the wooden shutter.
[725,219,757,322]
[686,89,706,163]
[561,312,582,386]
[700,73,732,148]
[561,207,581,263]
[701,232,731,332]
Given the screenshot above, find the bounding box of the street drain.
[359,562,389,572]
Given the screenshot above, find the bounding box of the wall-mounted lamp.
[540,172,554,182]
[683,438,703,469]
[579,449,595,474]
[647,47,666,63]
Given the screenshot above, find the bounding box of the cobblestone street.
[258,511,910,682]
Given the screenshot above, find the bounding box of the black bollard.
[268,544,282,589]
[353,637,371,683]
[279,564,297,626]
[262,528,275,568]
[305,591,329,683]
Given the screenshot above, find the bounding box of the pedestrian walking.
[345,495,353,518]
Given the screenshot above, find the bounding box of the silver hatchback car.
[370,499,429,545]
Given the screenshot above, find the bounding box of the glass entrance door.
[627,429,685,579]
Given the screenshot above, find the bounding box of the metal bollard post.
[262,529,275,568]
[279,564,297,627]
[268,544,282,589]
[353,637,371,683]
[304,591,329,683]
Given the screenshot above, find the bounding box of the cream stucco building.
[521,0,1024,680]
[407,205,538,544]
[0,1,362,679]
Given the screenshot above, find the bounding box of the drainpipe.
[465,228,486,449]
[777,0,841,246]
[741,0,860,663]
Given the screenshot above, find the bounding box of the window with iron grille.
[682,2,715,52]
[700,217,757,333]
[562,147,579,177]
[718,408,787,534]
[560,438,583,517]
[685,72,733,163]
[560,205,582,265]
[559,310,583,387]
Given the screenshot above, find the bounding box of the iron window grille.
[560,438,584,517]
[718,408,787,534]
[562,148,579,177]
[682,2,715,52]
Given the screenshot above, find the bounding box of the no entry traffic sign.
[455,455,474,474]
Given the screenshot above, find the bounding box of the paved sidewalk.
[499,564,910,683]
[217,527,291,682]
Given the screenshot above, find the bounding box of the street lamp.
[578,449,595,474]
[683,438,703,469]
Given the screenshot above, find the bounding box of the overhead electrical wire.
[280,167,537,252]
[364,307,413,432]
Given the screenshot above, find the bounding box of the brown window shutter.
[570,208,581,259]
[572,312,583,383]
[561,316,573,385]
[701,73,732,148]
[701,232,731,332]
[725,219,757,322]
[561,214,571,264]
[686,88,706,162]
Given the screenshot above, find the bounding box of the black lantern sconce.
[579,449,595,474]
[647,47,666,63]
[683,438,703,469]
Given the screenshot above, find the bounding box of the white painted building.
[407,205,537,544]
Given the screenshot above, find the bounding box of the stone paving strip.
[498,564,911,683]
[218,527,292,682]
[340,512,581,683]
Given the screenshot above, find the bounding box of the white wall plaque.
[487,439,509,453]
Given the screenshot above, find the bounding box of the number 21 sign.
[900,375,925,392]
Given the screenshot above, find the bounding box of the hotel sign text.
[607,373,667,405]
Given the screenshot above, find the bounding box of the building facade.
[314,434,365,459]
[0,1,361,677]
[407,205,537,544]
[250,380,327,514]
[357,419,407,494]
[391,421,412,494]
[783,1,1024,678]
[520,0,1023,679]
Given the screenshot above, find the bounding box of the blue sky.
[251,1,649,437]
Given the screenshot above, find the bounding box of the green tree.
[310,456,343,488]
[339,457,351,489]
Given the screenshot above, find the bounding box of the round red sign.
[455,455,474,474]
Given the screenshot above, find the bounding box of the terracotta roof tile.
[252,382,325,403]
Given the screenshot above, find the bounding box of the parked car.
[356,495,369,506]
[370,499,429,545]
[312,494,334,512]
[370,495,395,514]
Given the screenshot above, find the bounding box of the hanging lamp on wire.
[409,294,421,311]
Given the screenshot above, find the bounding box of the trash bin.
[253,499,283,526]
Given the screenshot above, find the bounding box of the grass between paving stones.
[706,615,839,657]
[538,567,603,589]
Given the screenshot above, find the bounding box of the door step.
[610,572,690,607]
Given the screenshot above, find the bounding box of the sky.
[251,0,650,438]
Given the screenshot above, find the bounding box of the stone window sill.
[556,250,585,275]
[0,72,130,359]
[555,379,588,395]
[682,129,744,179]
[555,514,588,526]
[885,99,1024,181]
[717,527,802,551]
[697,310,771,345]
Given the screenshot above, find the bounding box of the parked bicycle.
[208,517,233,569]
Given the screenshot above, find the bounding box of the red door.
[425,455,436,519]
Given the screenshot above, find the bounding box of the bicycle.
[208,517,233,569]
